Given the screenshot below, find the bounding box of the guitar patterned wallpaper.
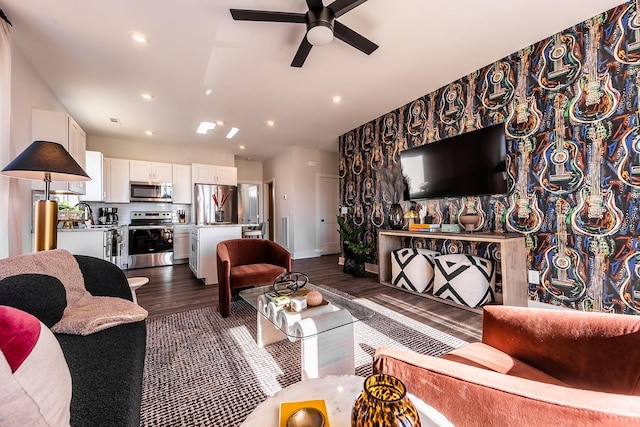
[338,1,640,315]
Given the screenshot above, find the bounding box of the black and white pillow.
[391,248,440,293]
[433,254,495,308]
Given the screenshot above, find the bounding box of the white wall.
[87,136,235,166]
[263,146,338,259]
[6,47,68,255]
[236,158,263,182]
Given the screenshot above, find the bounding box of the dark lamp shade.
[0,140,90,182]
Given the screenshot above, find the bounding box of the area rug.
[140,291,469,426]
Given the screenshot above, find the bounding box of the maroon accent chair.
[374,305,640,426]
[216,238,291,318]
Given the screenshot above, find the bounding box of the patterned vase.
[351,374,421,427]
[388,203,405,230]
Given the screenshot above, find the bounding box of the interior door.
[318,175,340,255]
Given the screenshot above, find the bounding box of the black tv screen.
[400,123,507,200]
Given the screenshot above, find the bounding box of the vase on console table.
[351,374,421,427]
[388,203,404,230]
[215,209,224,222]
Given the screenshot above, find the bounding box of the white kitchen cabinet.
[189,225,242,284]
[172,164,192,204]
[130,160,173,183]
[57,229,109,260]
[79,151,104,201]
[31,109,87,194]
[104,158,130,203]
[173,224,190,262]
[191,163,237,186]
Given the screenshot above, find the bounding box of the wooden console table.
[378,230,528,313]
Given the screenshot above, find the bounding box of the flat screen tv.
[400,123,507,200]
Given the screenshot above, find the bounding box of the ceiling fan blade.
[230,9,306,24]
[327,0,369,18]
[333,21,378,55]
[306,0,324,10]
[291,37,313,68]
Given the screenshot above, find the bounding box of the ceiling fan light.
[307,24,333,46]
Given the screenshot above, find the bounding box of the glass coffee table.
[239,283,374,380]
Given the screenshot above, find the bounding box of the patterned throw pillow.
[0,306,72,426]
[391,248,440,293]
[433,254,496,308]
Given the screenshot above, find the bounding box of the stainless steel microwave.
[130,181,173,202]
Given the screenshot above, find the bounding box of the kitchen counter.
[192,223,253,228]
[58,226,122,232]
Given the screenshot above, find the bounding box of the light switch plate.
[528,270,540,284]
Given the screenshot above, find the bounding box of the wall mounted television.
[400,123,507,200]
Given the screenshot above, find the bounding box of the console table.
[378,230,528,312]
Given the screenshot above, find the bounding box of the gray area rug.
[140,291,469,426]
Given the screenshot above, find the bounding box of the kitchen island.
[189,224,243,285]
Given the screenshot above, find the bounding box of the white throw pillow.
[433,254,496,308]
[0,305,72,427]
[391,248,440,293]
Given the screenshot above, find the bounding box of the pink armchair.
[216,238,291,318]
[374,305,640,426]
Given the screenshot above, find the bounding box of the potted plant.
[337,215,365,274]
[345,240,373,278]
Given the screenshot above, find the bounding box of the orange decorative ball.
[306,290,323,307]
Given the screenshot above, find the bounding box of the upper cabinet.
[31,109,86,194]
[191,163,237,186]
[129,160,173,183]
[79,151,104,201]
[172,164,192,204]
[104,158,130,203]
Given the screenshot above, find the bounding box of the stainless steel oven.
[130,181,172,202]
[128,211,173,268]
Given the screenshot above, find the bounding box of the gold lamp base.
[34,200,58,251]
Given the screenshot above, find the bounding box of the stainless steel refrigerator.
[194,184,238,225]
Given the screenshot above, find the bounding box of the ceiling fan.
[230,0,378,67]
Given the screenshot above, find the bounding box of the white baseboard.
[292,250,320,260]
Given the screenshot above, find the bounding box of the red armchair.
[216,238,291,318]
[374,305,640,426]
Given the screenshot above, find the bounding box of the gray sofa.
[0,254,146,427]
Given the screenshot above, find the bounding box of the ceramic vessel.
[306,290,323,307]
[351,374,421,427]
[388,204,405,230]
[459,214,480,231]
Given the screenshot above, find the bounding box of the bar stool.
[243,222,265,238]
[127,277,149,304]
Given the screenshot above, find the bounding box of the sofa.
[374,305,640,426]
[0,253,146,427]
[217,238,291,317]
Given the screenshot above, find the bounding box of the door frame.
[264,178,275,242]
[316,173,340,255]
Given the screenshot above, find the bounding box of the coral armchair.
[374,305,640,426]
[216,238,291,318]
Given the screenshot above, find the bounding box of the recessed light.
[226,127,239,139]
[205,89,213,96]
[216,120,224,126]
[130,32,148,44]
[239,145,245,150]
[266,120,275,127]
[145,130,154,136]
[196,122,216,135]
[141,93,154,100]
[332,96,342,103]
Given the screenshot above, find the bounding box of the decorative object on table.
[458,214,480,232]
[272,271,309,296]
[403,209,419,227]
[337,214,365,275]
[0,141,90,251]
[289,296,307,312]
[351,374,421,427]
[212,192,229,222]
[305,290,323,307]
[280,400,328,427]
[377,165,408,230]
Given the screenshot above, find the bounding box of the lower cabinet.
[173,224,190,263]
[189,226,242,285]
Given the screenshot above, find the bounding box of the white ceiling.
[1,0,625,161]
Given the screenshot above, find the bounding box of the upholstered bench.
[391,248,439,293]
[433,254,496,308]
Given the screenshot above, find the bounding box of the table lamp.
[1,140,90,251]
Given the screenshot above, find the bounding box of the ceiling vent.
[109,117,121,124]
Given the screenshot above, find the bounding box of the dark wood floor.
[127,255,482,342]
